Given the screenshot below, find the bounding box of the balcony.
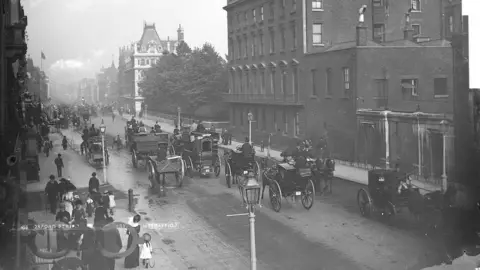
[223,93,304,106]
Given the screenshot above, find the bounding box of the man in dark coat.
[241,137,253,158]
[99,217,122,270]
[54,154,64,177]
[44,175,59,214]
[89,172,100,195]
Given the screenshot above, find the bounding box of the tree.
[176,41,192,57]
[139,42,228,115]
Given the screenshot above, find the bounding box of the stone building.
[96,60,118,103]
[118,22,184,114]
[223,0,452,149]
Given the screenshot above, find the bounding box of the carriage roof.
[367,169,407,188]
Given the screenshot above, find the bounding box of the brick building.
[117,22,184,114]
[223,0,451,149]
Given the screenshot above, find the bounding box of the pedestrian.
[99,217,122,270]
[72,199,86,225]
[124,215,141,268]
[44,175,59,214]
[55,203,71,251]
[93,199,109,228]
[54,154,64,177]
[78,219,96,268]
[89,172,100,195]
[139,233,153,268]
[107,191,116,216]
[112,113,115,122]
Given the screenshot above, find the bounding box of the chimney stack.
[356,23,367,46]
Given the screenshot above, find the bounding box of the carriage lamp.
[100,119,106,135]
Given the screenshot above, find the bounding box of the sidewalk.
[120,112,441,193]
[27,132,178,269]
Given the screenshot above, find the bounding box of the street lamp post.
[177,106,181,127]
[248,112,253,145]
[244,175,261,270]
[440,120,448,191]
[100,119,107,184]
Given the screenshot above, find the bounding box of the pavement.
[70,114,450,270]
[26,132,179,270]
[118,112,442,194]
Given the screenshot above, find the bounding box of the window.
[281,70,287,94]
[246,72,250,93]
[375,79,388,108]
[146,59,150,65]
[292,23,297,49]
[292,68,298,98]
[373,24,385,43]
[244,35,248,57]
[401,78,419,99]
[292,0,296,12]
[252,9,256,22]
[312,0,323,10]
[283,110,288,134]
[325,68,332,96]
[251,71,256,93]
[294,112,300,136]
[311,69,317,96]
[373,0,383,7]
[270,70,276,94]
[229,71,234,93]
[412,24,420,37]
[269,30,275,53]
[312,23,323,45]
[140,59,145,65]
[449,16,453,33]
[261,70,266,93]
[237,38,242,59]
[239,72,244,92]
[343,67,350,90]
[259,34,264,55]
[273,109,278,131]
[260,6,264,21]
[281,28,286,51]
[251,35,256,56]
[281,0,285,10]
[411,0,420,11]
[236,13,240,24]
[269,1,275,19]
[262,108,266,130]
[434,78,448,97]
[244,11,248,24]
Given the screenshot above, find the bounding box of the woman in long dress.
[124,214,141,268]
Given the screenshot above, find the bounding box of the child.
[85,194,95,217]
[139,233,153,268]
[107,190,115,215]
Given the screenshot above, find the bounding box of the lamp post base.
[249,208,257,270]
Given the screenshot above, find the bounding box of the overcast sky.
[24,0,479,88]
[23,0,228,84]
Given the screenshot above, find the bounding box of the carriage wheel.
[177,159,185,188]
[225,161,232,188]
[132,150,137,168]
[147,160,156,188]
[357,188,373,217]
[301,179,315,210]
[214,155,221,177]
[186,156,193,177]
[269,180,282,212]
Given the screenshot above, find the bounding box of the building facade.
[96,61,118,103]
[223,0,451,149]
[118,22,184,114]
[78,78,97,104]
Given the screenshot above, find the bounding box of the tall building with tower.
[118,22,184,114]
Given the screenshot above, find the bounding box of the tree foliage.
[139,42,228,114]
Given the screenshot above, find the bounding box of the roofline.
[223,0,248,11]
[305,44,451,56]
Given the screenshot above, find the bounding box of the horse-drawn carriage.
[126,126,166,168]
[86,136,109,165]
[77,105,90,123]
[224,146,260,188]
[146,134,186,190]
[357,169,443,222]
[265,161,316,212]
[173,127,221,177]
